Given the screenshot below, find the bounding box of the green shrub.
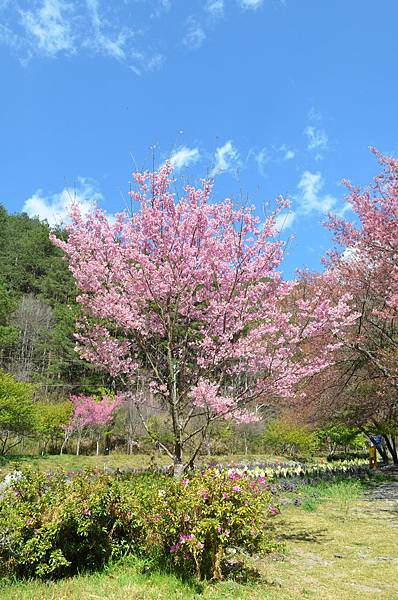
[149,469,275,580]
[0,468,276,582]
[263,421,319,458]
[0,469,158,579]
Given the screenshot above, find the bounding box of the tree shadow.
[276,526,328,544]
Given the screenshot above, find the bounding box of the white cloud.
[210,141,239,177]
[1,0,163,72]
[283,148,295,160]
[86,0,130,61]
[297,170,336,214]
[183,18,206,49]
[277,144,295,161]
[253,148,269,177]
[274,211,296,231]
[304,125,328,153]
[169,146,201,170]
[206,0,225,18]
[19,0,75,57]
[238,0,265,9]
[22,177,104,227]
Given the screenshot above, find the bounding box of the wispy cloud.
[86,0,130,61]
[169,146,201,170]
[210,141,239,177]
[0,0,164,72]
[183,17,206,49]
[250,144,295,176]
[22,177,104,227]
[304,125,328,152]
[253,148,270,177]
[280,145,295,160]
[304,107,329,158]
[1,0,281,68]
[20,0,75,58]
[205,0,225,19]
[238,0,265,9]
[274,211,296,231]
[297,170,336,214]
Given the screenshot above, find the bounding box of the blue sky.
[1,0,397,276]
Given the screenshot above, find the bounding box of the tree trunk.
[384,434,398,465]
[382,434,397,464]
[173,440,184,478]
[60,433,68,455]
[76,433,81,456]
[96,438,100,456]
[392,436,398,465]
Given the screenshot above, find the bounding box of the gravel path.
[368,480,398,502]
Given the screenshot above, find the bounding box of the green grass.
[1,474,397,600]
[298,480,364,515]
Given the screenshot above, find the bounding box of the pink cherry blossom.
[51,162,357,471]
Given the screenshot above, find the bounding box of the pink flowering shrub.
[149,468,277,580]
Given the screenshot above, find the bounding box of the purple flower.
[179,533,194,544]
[182,479,189,487]
[26,519,33,526]
[217,527,222,533]
[202,489,209,500]
[232,485,242,492]
[170,543,180,553]
[268,504,280,515]
[83,508,91,516]
[222,492,228,499]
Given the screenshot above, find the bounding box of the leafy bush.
[263,421,319,458]
[0,467,276,582]
[0,468,161,579]
[148,469,276,580]
[0,372,36,455]
[317,424,366,455]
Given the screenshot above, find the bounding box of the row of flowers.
[90,457,370,481]
[222,458,370,481]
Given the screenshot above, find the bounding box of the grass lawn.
[1,476,397,600]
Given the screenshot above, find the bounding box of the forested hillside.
[0,204,106,393]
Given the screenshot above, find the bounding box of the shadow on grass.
[137,554,263,593]
[276,524,328,544]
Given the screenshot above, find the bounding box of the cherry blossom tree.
[52,163,356,474]
[61,394,121,456]
[301,150,398,463]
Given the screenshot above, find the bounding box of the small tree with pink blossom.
[52,163,356,474]
[61,394,122,456]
